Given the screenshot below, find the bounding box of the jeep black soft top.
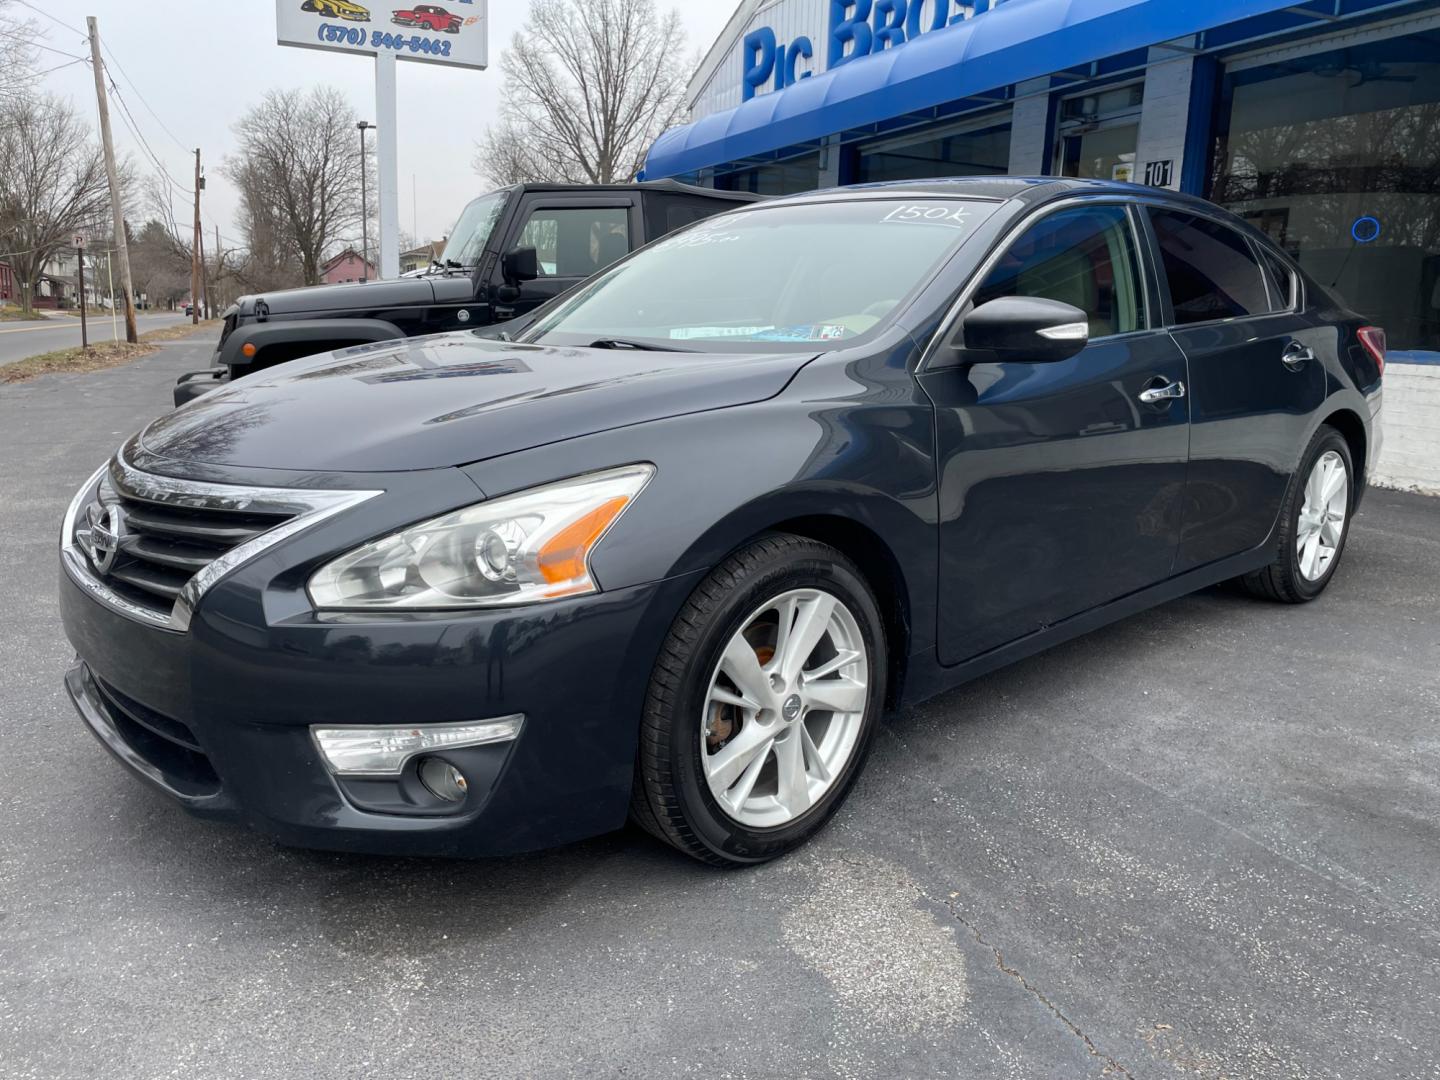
[175,179,762,406]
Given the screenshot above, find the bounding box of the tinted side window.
[515,207,630,278]
[1149,209,1270,324]
[973,205,1143,337]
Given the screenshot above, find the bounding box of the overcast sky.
[25,0,737,253]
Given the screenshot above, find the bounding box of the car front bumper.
[59,561,701,857]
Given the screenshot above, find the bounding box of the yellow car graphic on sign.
[301,0,371,21]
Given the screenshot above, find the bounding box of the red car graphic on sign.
[391,4,461,33]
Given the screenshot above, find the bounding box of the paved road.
[0,311,189,368]
[2,339,1438,1079]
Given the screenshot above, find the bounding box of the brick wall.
[1374,363,1440,496]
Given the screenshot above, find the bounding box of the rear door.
[1145,207,1327,570]
[920,200,1192,665]
[490,195,638,321]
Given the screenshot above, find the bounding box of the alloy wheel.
[701,588,869,828]
[1297,449,1349,581]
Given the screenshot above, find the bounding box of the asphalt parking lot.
[2,336,1438,1079]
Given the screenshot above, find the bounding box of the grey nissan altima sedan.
[60,178,1383,865]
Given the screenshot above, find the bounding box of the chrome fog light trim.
[311,716,525,777]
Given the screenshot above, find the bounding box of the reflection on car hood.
[140,333,816,472]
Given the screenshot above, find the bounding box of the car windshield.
[439,191,509,269]
[524,198,998,351]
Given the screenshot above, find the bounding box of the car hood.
[140,333,816,472]
[237,276,444,318]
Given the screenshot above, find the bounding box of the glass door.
[1054,83,1144,182]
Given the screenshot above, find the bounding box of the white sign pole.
[376,51,400,281]
[274,0,487,282]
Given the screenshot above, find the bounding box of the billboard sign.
[275,0,488,70]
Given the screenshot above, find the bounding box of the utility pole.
[375,52,399,279]
[198,222,211,320]
[105,250,117,341]
[75,237,88,349]
[214,224,222,312]
[358,121,371,283]
[87,16,138,344]
[192,149,202,325]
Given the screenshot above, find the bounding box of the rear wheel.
[631,535,886,866]
[1237,426,1354,603]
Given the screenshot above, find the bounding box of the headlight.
[307,464,653,610]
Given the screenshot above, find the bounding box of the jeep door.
[490,195,640,322]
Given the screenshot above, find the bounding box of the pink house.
[320,248,376,285]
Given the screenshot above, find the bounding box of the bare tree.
[0,94,117,315]
[473,0,689,186]
[0,0,37,106]
[224,87,365,286]
[127,219,192,308]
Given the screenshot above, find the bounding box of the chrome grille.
[86,481,294,611]
[61,441,383,633]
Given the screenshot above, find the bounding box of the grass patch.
[0,306,44,322]
[0,320,219,384]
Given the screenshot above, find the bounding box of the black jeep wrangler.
[175,180,760,406]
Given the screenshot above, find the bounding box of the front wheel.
[1238,426,1355,602]
[631,535,886,866]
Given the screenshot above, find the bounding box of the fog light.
[312,715,524,776]
[419,757,469,802]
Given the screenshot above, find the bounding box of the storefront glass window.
[1056,82,1143,183]
[857,114,1012,183]
[716,153,821,195]
[1212,32,1440,358]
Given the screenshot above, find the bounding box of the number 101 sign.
[275,0,488,70]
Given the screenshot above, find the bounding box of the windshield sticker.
[881,204,974,230]
[668,324,850,342]
[751,324,851,342]
[670,326,777,340]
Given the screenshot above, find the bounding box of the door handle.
[1282,342,1316,370]
[1138,380,1186,405]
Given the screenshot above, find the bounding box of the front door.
[492,197,637,321]
[918,202,1191,665]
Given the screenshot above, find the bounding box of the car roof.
[753,176,1223,214]
[512,179,764,203]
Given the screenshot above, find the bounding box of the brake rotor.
[706,643,775,752]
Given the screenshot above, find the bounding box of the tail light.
[1357,326,1386,375]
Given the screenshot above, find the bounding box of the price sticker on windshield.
[881,204,974,230]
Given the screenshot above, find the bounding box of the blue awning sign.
[646,0,1316,180]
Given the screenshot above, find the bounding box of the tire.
[631,535,887,867]
[1237,425,1355,603]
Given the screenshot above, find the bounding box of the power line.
[34,58,86,78]
[107,78,193,197]
[99,40,192,156]
[43,33,252,260]
[12,0,83,37]
[29,40,90,63]
[102,77,240,244]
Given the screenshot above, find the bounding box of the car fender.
[217,318,407,377]
[461,383,940,658]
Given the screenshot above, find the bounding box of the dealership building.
[642,0,1440,363]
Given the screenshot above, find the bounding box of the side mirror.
[953,296,1090,364]
[501,246,539,285]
